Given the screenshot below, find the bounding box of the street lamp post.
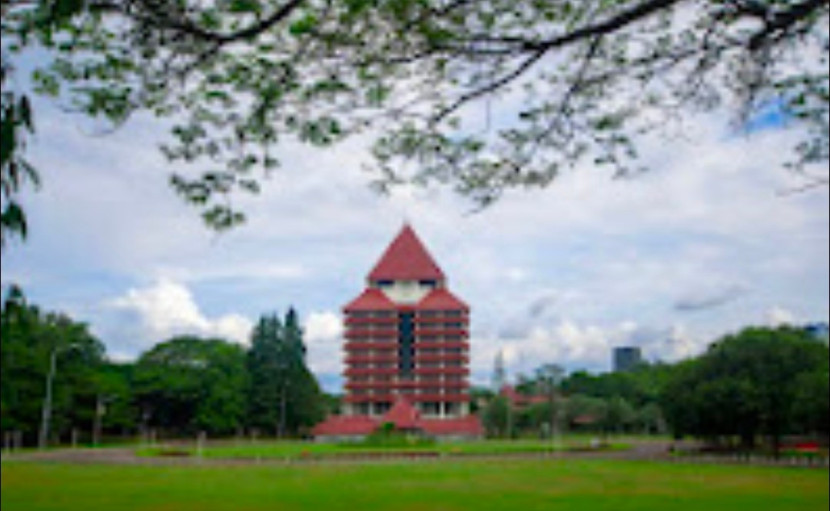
[38,344,78,450]
[536,363,564,448]
[93,394,115,447]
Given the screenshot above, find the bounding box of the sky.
[2,89,828,393]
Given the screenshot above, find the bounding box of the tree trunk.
[278,385,287,438]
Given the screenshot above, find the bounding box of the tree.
[790,369,829,437]
[535,363,564,440]
[601,396,637,435]
[91,362,138,439]
[2,0,827,238]
[563,393,607,433]
[469,385,493,415]
[482,394,511,438]
[661,326,830,453]
[1,61,37,246]
[132,335,247,436]
[1,286,106,445]
[246,309,322,437]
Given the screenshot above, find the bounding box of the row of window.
[349,375,467,383]
[346,310,465,319]
[374,279,439,288]
[350,388,468,396]
[347,324,466,332]
[347,348,466,357]
[346,335,466,343]
[348,357,465,367]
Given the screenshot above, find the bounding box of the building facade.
[341,224,471,419]
[613,346,643,372]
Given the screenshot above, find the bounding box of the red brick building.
[313,225,481,439]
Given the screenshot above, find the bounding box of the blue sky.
[2,91,828,393]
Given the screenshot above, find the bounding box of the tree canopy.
[246,309,323,436]
[133,335,249,436]
[1,287,328,444]
[661,325,829,451]
[1,286,106,443]
[1,0,827,238]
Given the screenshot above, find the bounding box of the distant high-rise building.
[804,322,830,343]
[613,346,642,372]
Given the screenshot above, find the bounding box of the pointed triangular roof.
[368,224,445,281]
[416,288,469,311]
[343,288,397,312]
[379,395,421,429]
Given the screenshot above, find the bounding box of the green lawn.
[2,458,827,511]
[138,437,627,459]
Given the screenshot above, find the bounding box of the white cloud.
[469,318,708,386]
[103,279,253,357]
[765,306,797,327]
[303,311,344,376]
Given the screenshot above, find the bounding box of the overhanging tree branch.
[430,0,685,124]
[748,0,828,50]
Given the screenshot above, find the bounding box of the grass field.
[2,458,827,511]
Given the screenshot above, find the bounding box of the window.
[398,312,415,376]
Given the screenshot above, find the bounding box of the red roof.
[379,396,421,429]
[311,415,378,436]
[343,288,397,312]
[368,224,445,282]
[312,412,483,438]
[500,385,547,407]
[312,396,483,438]
[418,415,483,436]
[417,288,469,311]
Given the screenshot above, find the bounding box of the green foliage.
[321,392,343,416]
[482,395,511,438]
[133,336,248,436]
[355,423,436,448]
[246,308,324,436]
[1,64,39,247]
[1,285,105,443]
[661,326,830,450]
[504,362,672,436]
[1,288,328,442]
[91,362,138,436]
[562,393,608,431]
[2,0,827,234]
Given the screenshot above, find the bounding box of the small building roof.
[418,415,483,436]
[416,288,469,312]
[368,224,445,282]
[312,412,483,438]
[311,415,378,436]
[379,396,421,430]
[343,288,397,312]
[500,385,547,407]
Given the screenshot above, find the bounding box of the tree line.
[2,283,827,452]
[481,325,829,453]
[1,287,326,446]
